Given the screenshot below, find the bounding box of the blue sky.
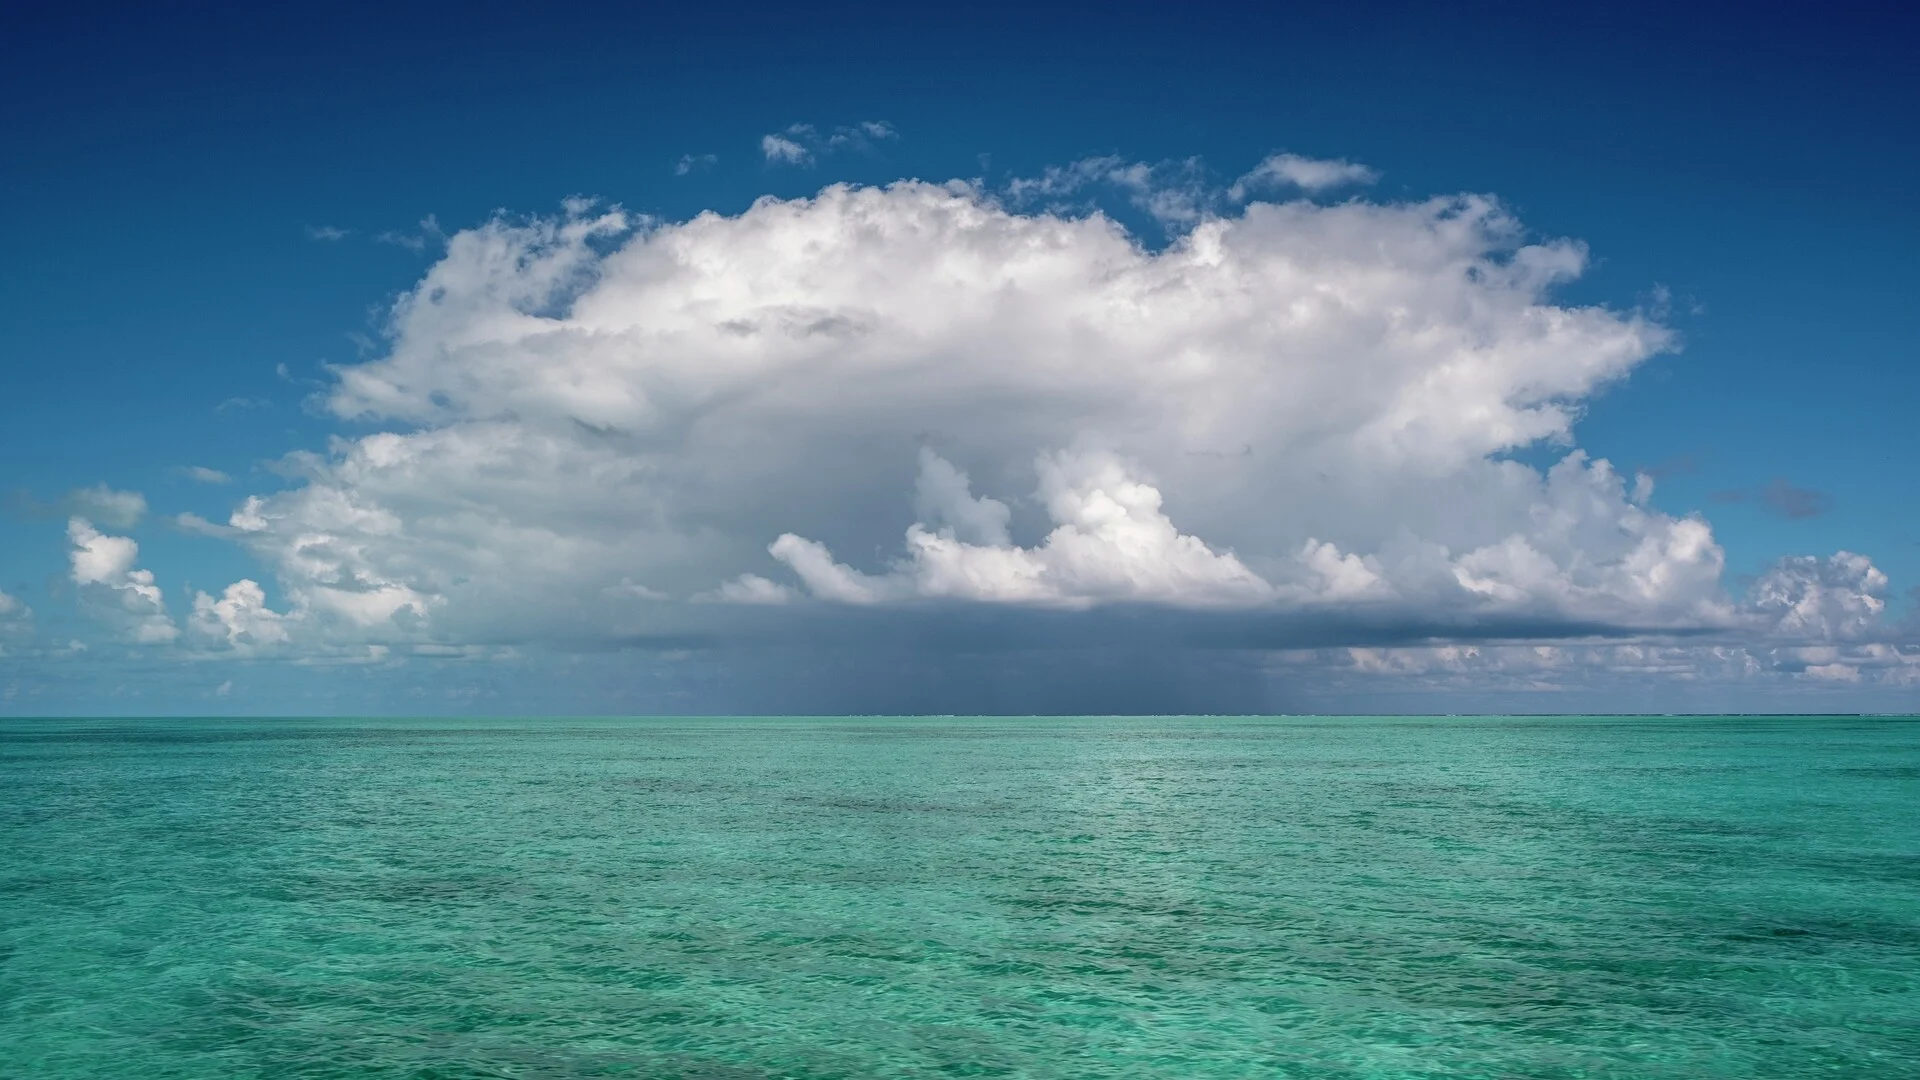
[3,1,1917,714]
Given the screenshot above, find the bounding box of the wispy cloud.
[173,512,235,537]
[176,466,232,485]
[674,153,718,176]
[1762,479,1834,520]
[275,361,330,388]
[1005,155,1213,227]
[305,225,350,241]
[602,578,669,601]
[376,214,446,253]
[761,132,813,166]
[1711,478,1834,520]
[1004,152,1378,229]
[761,121,899,167]
[62,485,147,529]
[8,485,146,528]
[830,120,897,148]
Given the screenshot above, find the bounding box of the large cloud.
[165,171,1899,694]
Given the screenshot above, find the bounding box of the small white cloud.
[63,485,147,528]
[1231,153,1380,198]
[178,466,232,485]
[706,574,794,605]
[215,396,270,414]
[306,225,350,241]
[674,153,718,176]
[213,679,234,697]
[761,133,812,166]
[174,512,235,537]
[827,120,899,149]
[764,121,898,166]
[378,232,426,252]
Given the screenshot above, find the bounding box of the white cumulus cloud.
[67,518,178,644]
[189,579,292,653]
[1746,552,1887,640]
[151,168,1895,695]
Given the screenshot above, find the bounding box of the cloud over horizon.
[12,159,1911,705]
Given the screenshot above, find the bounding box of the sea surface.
[1,716,1917,1078]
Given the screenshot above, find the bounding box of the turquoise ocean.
[2,715,1916,1078]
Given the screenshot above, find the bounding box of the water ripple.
[2,715,1917,1078]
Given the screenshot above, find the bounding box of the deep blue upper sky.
[3,0,1916,713]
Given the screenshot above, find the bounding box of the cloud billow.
[67,518,177,644]
[169,166,1904,695]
